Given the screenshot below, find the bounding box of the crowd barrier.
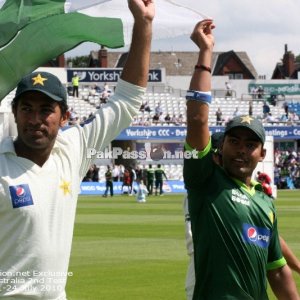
[80,180,186,195]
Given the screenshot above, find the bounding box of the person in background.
[103,165,113,197]
[154,164,168,196]
[72,72,80,98]
[112,164,120,182]
[146,164,154,195]
[92,164,99,182]
[136,180,148,203]
[122,168,132,194]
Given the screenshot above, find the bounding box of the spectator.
[171,114,179,125]
[248,100,253,116]
[262,101,270,118]
[136,180,148,203]
[119,164,125,182]
[139,101,146,112]
[92,164,99,182]
[154,164,167,196]
[152,113,160,123]
[72,72,80,98]
[264,113,277,124]
[232,107,241,117]
[225,81,232,97]
[215,107,223,125]
[155,102,162,115]
[112,164,120,182]
[283,101,289,118]
[158,112,164,123]
[144,101,151,112]
[83,165,94,182]
[122,168,131,194]
[256,171,273,197]
[129,166,137,196]
[103,165,113,197]
[257,85,264,99]
[135,165,143,183]
[164,113,171,123]
[178,113,184,124]
[250,86,258,99]
[146,164,154,195]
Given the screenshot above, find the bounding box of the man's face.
[13,91,68,151]
[221,127,266,183]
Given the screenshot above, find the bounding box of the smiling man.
[0,0,154,299]
[183,19,299,300]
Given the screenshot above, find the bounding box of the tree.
[67,55,89,67]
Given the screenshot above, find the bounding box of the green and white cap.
[14,72,67,103]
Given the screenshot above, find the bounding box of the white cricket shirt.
[0,79,144,299]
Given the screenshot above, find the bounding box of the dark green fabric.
[0,10,123,101]
[184,151,283,300]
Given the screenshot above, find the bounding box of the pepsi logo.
[247,227,257,241]
[16,187,26,197]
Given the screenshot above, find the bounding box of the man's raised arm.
[186,20,215,151]
[121,0,155,88]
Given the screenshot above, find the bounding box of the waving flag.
[0,0,208,101]
[81,0,209,45]
[0,0,123,101]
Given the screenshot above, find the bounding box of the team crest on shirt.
[231,189,250,206]
[9,184,34,208]
[60,180,71,196]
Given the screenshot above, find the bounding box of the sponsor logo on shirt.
[232,189,250,206]
[242,223,271,248]
[9,184,34,208]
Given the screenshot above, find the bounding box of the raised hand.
[190,19,215,51]
[128,0,155,22]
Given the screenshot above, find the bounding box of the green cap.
[225,115,265,144]
[14,71,67,103]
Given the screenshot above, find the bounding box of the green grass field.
[66,190,300,300]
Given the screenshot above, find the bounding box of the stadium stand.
[2,85,300,183]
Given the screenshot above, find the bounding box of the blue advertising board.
[116,126,300,141]
[67,69,163,83]
[80,180,186,195]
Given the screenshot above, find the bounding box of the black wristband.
[194,64,211,73]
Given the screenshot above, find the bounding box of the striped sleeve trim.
[184,139,211,159]
[267,257,287,270]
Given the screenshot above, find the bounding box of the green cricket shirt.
[184,141,286,300]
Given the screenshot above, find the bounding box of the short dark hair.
[12,95,69,115]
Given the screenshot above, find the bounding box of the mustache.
[25,125,47,133]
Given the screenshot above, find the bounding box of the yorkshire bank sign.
[67,68,164,83]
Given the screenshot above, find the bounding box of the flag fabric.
[0,0,123,101]
[0,0,208,101]
[80,0,208,45]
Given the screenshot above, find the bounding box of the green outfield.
[66,190,300,300]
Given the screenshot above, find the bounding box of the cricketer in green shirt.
[184,139,285,300]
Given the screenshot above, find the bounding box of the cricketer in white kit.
[0,0,155,298]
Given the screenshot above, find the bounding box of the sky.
[66,0,300,79]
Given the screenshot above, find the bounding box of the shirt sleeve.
[183,139,215,190]
[61,79,145,179]
[267,212,287,270]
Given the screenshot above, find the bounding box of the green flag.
[0,0,124,101]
